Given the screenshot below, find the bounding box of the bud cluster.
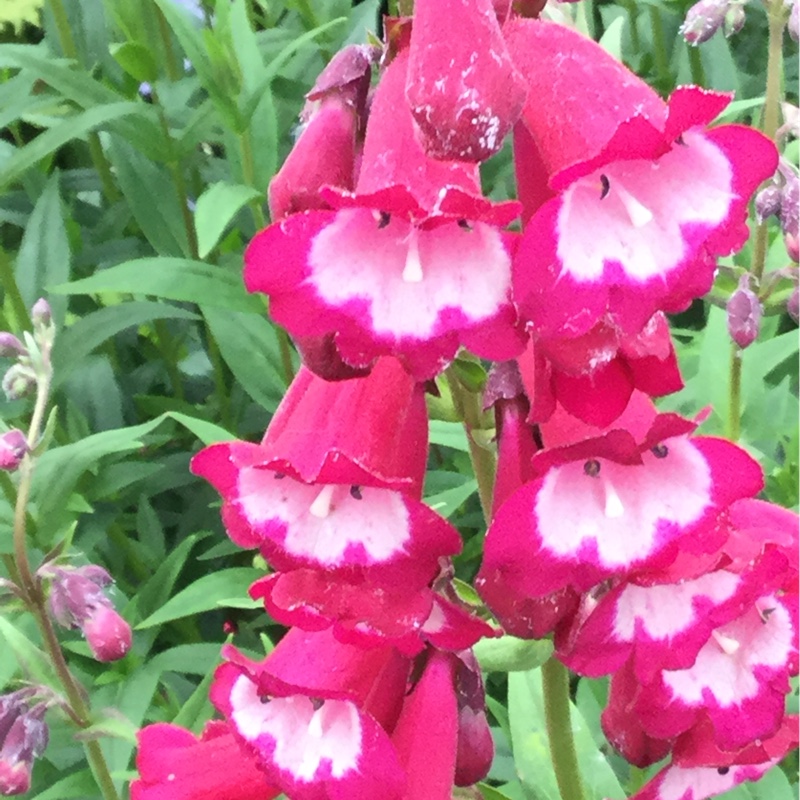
[0,298,54,403]
[0,690,48,796]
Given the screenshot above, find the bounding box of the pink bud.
[0,700,47,796]
[0,761,30,795]
[779,164,798,240]
[723,2,746,36]
[789,0,798,42]
[727,274,762,349]
[788,288,799,323]
[786,233,799,264]
[30,299,51,329]
[754,185,782,224]
[680,0,729,44]
[0,430,28,472]
[82,606,132,662]
[0,334,26,359]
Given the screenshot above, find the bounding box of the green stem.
[11,360,121,800]
[542,659,586,800]
[728,0,785,441]
[48,0,119,203]
[0,246,32,330]
[444,369,496,525]
[155,6,182,83]
[205,322,231,430]
[239,131,266,229]
[648,6,672,91]
[687,44,707,87]
[153,319,185,402]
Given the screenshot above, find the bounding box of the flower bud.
[0,430,28,472]
[755,185,782,224]
[0,695,48,796]
[47,565,131,662]
[789,0,798,42]
[786,232,799,263]
[681,0,729,44]
[779,163,798,240]
[788,287,799,322]
[723,1,746,36]
[727,274,762,349]
[30,299,51,329]
[82,605,133,662]
[2,365,36,401]
[0,334,26,359]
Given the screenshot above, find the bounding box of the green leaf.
[29,771,97,800]
[51,258,262,312]
[0,102,140,190]
[107,137,191,257]
[52,300,199,385]
[172,667,215,731]
[429,420,470,452]
[203,305,287,410]
[165,411,234,445]
[15,172,70,326]
[474,636,553,673]
[136,567,264,629]
[0,617,58,685]
[109,41,158,83]
[475,785,519,800]
[425,478,478,518]
[194,182,260,258]
[508,668,626,800]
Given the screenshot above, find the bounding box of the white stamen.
[307,708,324,739]
[402,228,423,283]
[712,629,741,655]
[615,183,654,228]
[603,480,625,518]
[309,484,336,518]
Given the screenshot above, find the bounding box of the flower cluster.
[132,3,796,799]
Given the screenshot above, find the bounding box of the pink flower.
[192,361,461,587]
[0,430,28,472]
[244,49,525,380]
[211,630,410,800]
[405,0,527,162]
[517,312,683,427]
[505,19,778,339]
[476,394,764,635]
[131,721,279,800]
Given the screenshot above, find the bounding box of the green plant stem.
[156,5,182,83]
[648,6,672,91]
[728,0,785,441]
[47,0,119,204]
[542,658,586,800]
[0,246,32,330]
[687,44,707,87]
[153,319,185,402]
[12,366,121,800]
[205,321,231,429]
[444,369,496,525]
[239,131,266,229]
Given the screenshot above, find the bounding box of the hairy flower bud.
[727,274,762,349]
[755,185,783,223]
[681,0,729,44]
[723,1,746,36]
[0,694,48,796]
[789,0,799,42]
[0,334,26,359]
[30,299,51,329]
[2,365,36,401]
[47,566,131,662]
[0,430,28,472]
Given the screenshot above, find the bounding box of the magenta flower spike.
[192,360,462,587]
[404,0,528,162]
[475,393,765,635]
[131,721,280,800]
[244,48,525,380]
[211,630,410,800]
[505,19,778,339]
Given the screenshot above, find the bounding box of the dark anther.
[273,471,286,480]
[310,697,324,711]
[458,219,473,231]
[584,459,601,477]
[600,174,610,199]
[760,607,776,623]
[717,767,730,776]
[260,695,271,704]
[350,485,363,500]
[651,444,669,459]
[377,211,391,229]
[676,134,686,145]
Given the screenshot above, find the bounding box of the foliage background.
[0,0,797,798]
